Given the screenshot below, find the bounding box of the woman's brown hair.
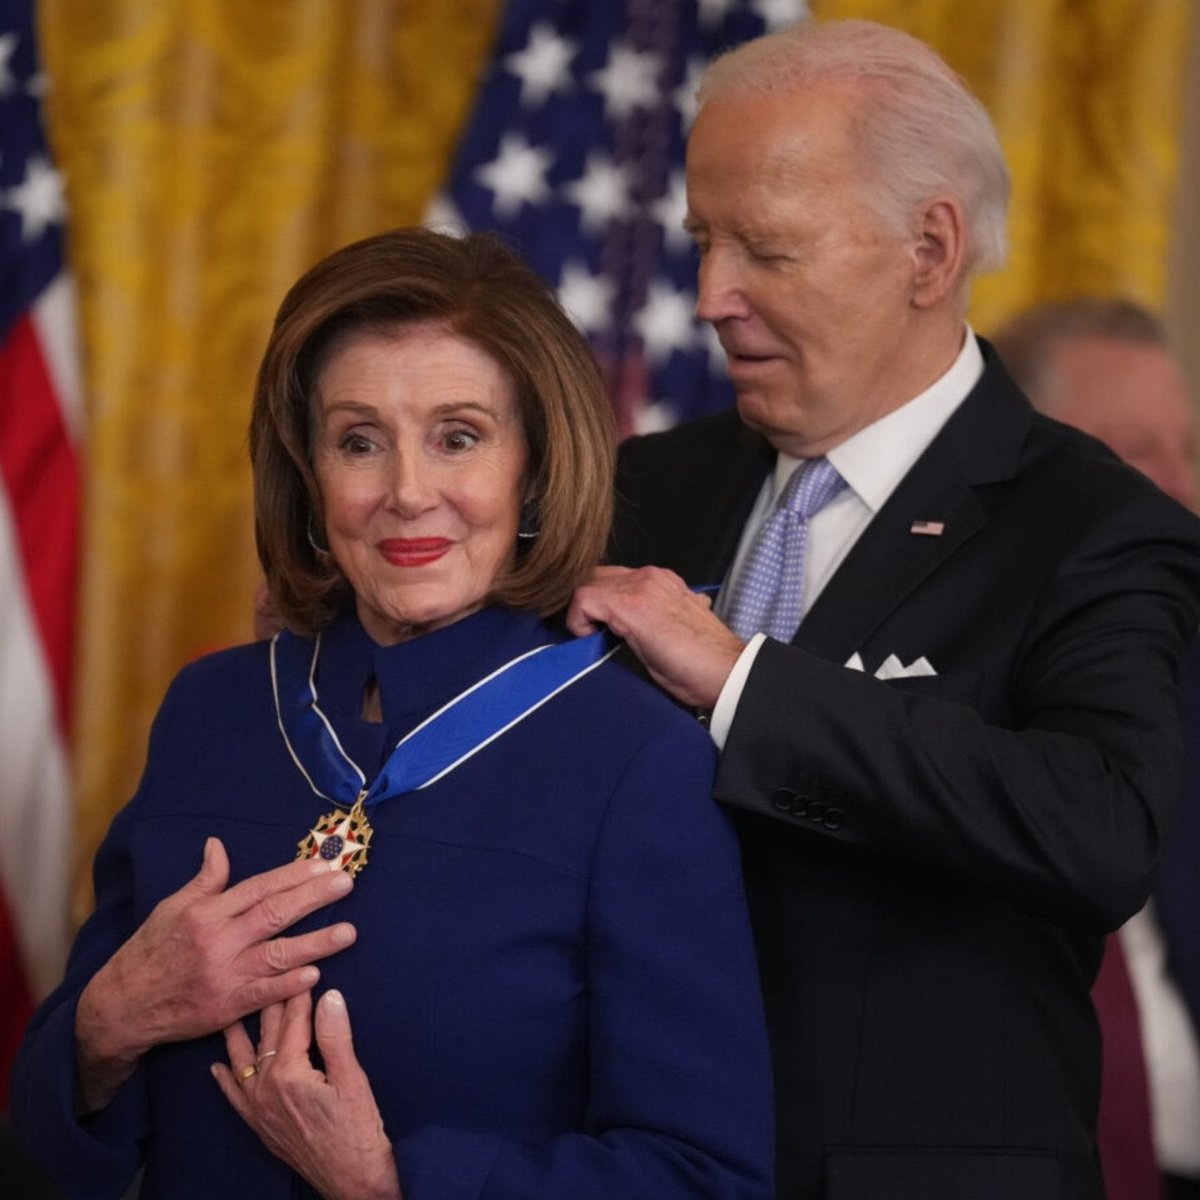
[250,227,614,634]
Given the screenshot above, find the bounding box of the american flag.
[434,0,810,439]
[0,0,81,1105]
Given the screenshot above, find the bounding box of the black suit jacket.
[610,344,1200,1200]
[1158,643,1200,1046]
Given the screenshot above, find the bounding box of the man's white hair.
[698,19,1010,277]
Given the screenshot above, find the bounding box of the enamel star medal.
[271,621,621,882]
[296,791,374,877]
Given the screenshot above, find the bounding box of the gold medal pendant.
[296,794,373,877]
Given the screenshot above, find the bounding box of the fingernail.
[332,923,355,946]
[323,989,345,1011]
[300,966,319,985]
[329,871,352,893]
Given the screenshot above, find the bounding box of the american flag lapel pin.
[910,519,945,536]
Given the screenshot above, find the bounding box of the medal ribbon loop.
[271,626,620,812]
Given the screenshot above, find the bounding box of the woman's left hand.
[213,989,403,1200]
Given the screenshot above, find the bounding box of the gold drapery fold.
[41,0,1191,917]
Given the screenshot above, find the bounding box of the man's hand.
[75,838,356,1112]
[567,566,746,709]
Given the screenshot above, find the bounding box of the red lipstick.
[378,538,452,567]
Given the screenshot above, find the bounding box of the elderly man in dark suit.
[567,19,1200,1200]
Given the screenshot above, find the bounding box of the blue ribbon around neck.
[271,625,620,812]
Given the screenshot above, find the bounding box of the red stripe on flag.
[0,880,36,1109]
[0,312,80,733]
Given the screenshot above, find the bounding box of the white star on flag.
[698,0,739,30]
[634,400,680,435]
[424,192,468,236]
[557,260,616,334]
[589,42,663,121]
[634,278,697,364]
[474,133,554,218]
[653,171,691,253]
[504,21,577,108]
[563,152,633,233]
[701,322,728,376]
[754,0,810,31]
[4,153,67,242]
[673,56,705,130]
[0,32,18,96]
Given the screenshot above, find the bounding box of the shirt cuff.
[709,634,767,750]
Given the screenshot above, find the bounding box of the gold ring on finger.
[236,1063,258,1084]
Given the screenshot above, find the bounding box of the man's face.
[685,83,931,458]
[1049,337,1197,509]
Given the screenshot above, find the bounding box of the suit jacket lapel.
[672,418,774,587]
[796,351,1033,665]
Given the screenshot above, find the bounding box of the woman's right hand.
[74,836,357,1113]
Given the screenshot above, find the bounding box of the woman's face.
[311,322,529,645]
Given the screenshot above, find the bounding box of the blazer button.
[807,800,827,823]
[823,808,844,830]
[789,795,810,817]
[772,788,796,812]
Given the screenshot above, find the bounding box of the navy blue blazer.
[12,607,773,1200]
[610,343,1200,1200]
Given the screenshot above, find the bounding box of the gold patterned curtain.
[41,0,1191,919]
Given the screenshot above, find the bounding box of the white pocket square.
[844,652,937,680]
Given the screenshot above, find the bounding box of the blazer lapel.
[796,351,1033,665]
[795,442,987,664]
[672,420,773,587]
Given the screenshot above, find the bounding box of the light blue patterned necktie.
[725,457,847,642]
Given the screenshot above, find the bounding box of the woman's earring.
[307,516,330,555]
[517,501,540,541]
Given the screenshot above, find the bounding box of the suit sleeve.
[393,724,775,1200]
[7,671,205,1200]
[9,794,153,1200]
[715,487,1200,933]
[1155,640,1200,1023]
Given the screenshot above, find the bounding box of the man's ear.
[911,196,966,309]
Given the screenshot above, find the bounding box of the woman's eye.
[442,428,479,452]
[339,433,376,455]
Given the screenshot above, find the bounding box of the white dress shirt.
[1121,902,1200,1176]
[710,328,984,747]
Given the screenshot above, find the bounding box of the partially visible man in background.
[994,301,1195,509]
[994,299,1200,1200]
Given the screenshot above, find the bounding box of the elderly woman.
[12,229,772,1200]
